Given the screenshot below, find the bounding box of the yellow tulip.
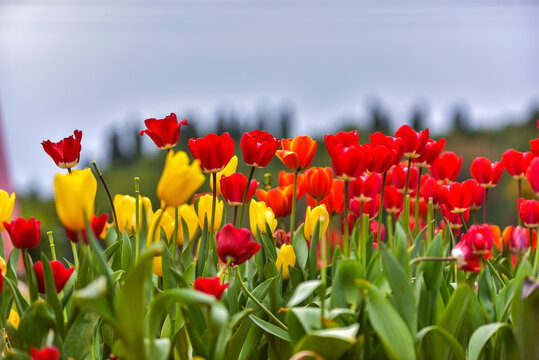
[210,155,238,197]
[249,200,278,238]
[157,151,205,207]
[153,256,163,277]
[0,256,6,276]
[113,194,153,233]
[54,168,97,231]
[275,244,296,280]
[304,205,330,241]
[197,194,223,232]
[146,209,175,246]
[0,190,15,231]
[164,204,198,245]
[8,309,19,329]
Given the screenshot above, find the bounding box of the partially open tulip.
[194,276,229,299]
[165,204,198,244]
[471,157,505,188]
[256,186,293,218]
[369,132,405,168]
[54,168,97,231]
[325,131,369,181]
[518,198,539,228]
[526,157,539,196]
[139,113,188,150]
[157,150,205,207]
[240,130,281,168]
[42,130,82,169]
[3,217,41,249]
[383,185,404,216]
[305,167,333,201]
[413,138,446,168]
[304,205,329,241]
[30,345,60,360]
[509,226,535,255]
[65,213,109,244]
[113,194,153,233]
[34,260,74,293]
[420,175,442,207]
[0,190,15,231]
[440,179,480,213]
[276,136,317,172]
[452,238,481,272]
[465,224,493,255]
[220,173,259,206]
[278,171,306,199]
[211,156,238,197]
[249,200,278,238]
[502,149,534,179]
[430,151,462,184]
[216,223,260,266]
[390,162,419,194]
[147,209,175,246]
[275,244,296,280]
[350,172,382,203]
[531,139,539,156]
[307,179,345,216]
[189,133,235,173]
[395,125,429,159]
[197,194,224,231]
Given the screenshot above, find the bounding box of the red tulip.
[395,125,429,159]
[451,238,481,272]
[465,224,493,255]
[194,276,229,299]
[216,224,260,266]
[304,167,333,201]
[420,175,442,207]
[518,198,539,228]
[139,113,188,150]
[410,197,428,219]
[350,172,382,202]
[325,131,369,181]
[240,130,281,168]
[30,346,60,360]
[441,204,470,230]
[65,214,109,244]
[34,261,74,293]
[276,136,317,172]
[3,217,41,249]
[526,157,539,196]
[278,171,306,199]
[470,186,486,211]
[369,132,405,168]
[531,139,539,156]
[188,133,235,173]
[389,162,419,194]
[440,179,480,213]
[366,145,395,174]
[470,157,504,188]
[430,151,462,184]
[41,130,82,169]
[502,149,534,179]
[274,229,291,247]
[220,173,258,206]
[351,194,380,220]
[0,273,3,294]
[370,220,385,244]
[413,138,446,167]
[509,226,535,255]
[306,179,345,216]
[383,185,404,216]
[256,186,293,218]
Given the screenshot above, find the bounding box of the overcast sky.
[1,0,538,195]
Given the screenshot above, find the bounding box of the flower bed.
[0,115,538,359]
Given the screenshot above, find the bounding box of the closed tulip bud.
[211,156,238,197]
[518,198,539,228]
[157,150,205,207]
[220,173,259,206]
[249,200,278,238]
[164,204,199,245]
[197,194,224,232]
[304,205,329,242]
[194,276,229,299]
[305,167,333,201]
[471,157,504,188]
[3,217,41,249]
[54,168,96,231]
[8,309,19,329]
[34,261,74,293]
[275,244,296,280]
[503,149,534,179]
[114,194,153,233]
[0,190,15,231]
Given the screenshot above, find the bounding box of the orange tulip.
[276,136,317,172]
[256,185,294,218]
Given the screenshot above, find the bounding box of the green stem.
[234,266,288,331]
[427,198,434,246]
[410,256,455,265]
[23,249,37,302]
[387,214,394,248]
[92,161,120,236]
[47,231,57,261]
[413,168,423,236]
[518,179,523,227]
[343,180,350,257]
[290,171,299,240]
[67,167,72,174]
[71,242,79,271]
[485,258,505,286]
[134,177,140,259]
[238,167,255,228]
[233,206,238,227]
[377,172,387,247]
[173,207,179,262]
[210,172,217,242]
[459,212,469,232]
[404,157,412,197]
[361,214,369,266]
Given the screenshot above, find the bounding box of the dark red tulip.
[420,175,442,207]
[441,204,470,230]
[34,261,74,293]
[465,224,493,255]
[216,224,260,266]
[518,198,539,228]
[42,130,82,169]
[194,276,229,299]
[240,130,281,168]
[3,217,41,249]
[279,171,306,199]
[30,346,60,360]
[65,214,109,244]
[395,125,429,159]
[531,139,539,156]
[306,179,344,216]
[470,157,505,188]
[526,157,539,196]
[220,173,258,206]
[389,162,419,194]
[256,186,293,218]
[139,113,188,150]
[413,138,446,167]
[451,238,481,272]
[304,167,333,201]
[188,133,235,173]
[440,179,480,213]
[273,229,291,247]
[383,185,404,216]
[502,149,534,179]
[430,151,462,184]
[350,172,382,202]
[325,131,369,181]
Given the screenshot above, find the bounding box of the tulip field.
[1,114,539,360]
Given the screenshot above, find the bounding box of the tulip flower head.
[216,223,260,266]
[249,200,278,238]
[470,157,504,188]
[440,179,480,214]
[395,125,429,159]
[390,162,419,194]
[276,136,317,172]
[220,173,259,206]
[413,138,446,168]
[3,217,41,249]
[383,185,404,216]
[526,157,539,196]
[304,205,330,241]
[65,213,109,244]
[465,224,493,255]
[34,260,74,293]
[430,151,462,184]
[452,238,481,272]
[114,194,153,233]
[350,172,382,203]
[441,204,469,230]
[307,179,345,216]
[0,190,16,231]
[509,226,534,255]
[279,171,306,198]
[240,129,281,168]
[157,150,205,207]
[305,167,333,201]
[325,131,369,181]
[275,244,296,280]
[8,309,19,329]
[531,139,539,157]
[420,175,442,208]
[369,132,405,169]
[502,149,534,180]
[256,186,293,218]
[139,113,188,150]
[197,194,224,232]
[42,129,82,169]
[518,198,539,228]
[30,346,60,360]
[194,276,229,299]
[189,133,235,173]
[211,156,238,197]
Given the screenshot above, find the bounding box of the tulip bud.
[114,194,153,234]
[194,276,229,299]
[304,205,329,242]
[249,200,278,238]
[8,309,19,329]
[0,190,16,231]
[275,244,296,280]
[54,168,96,231]
[197,194,224,232]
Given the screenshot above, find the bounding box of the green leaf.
[338,260,364,307]
[287,307,321,345]
[246,277,275,310]
[121,231,133,272]
[74,276,115,323]
[196,215,209,278]
[63,310,99,359]
[238,320,264,360]
[248,314,290,342]
[468,322,518,360]
[145,338,171,360]
[103,241,121,261]
[416,325,465,360]
[512,276,539,360]
[292,224,308,272]
[422,233,443,290]
[308,220,321,279]
[4,349,32,360]
[18,301,56,351]
[358,280,416,360]
[287,280,321,307]
[294,324,359,360]
[3,276,29,314]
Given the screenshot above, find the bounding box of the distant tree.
[109,129,126,164]
[216,112,227,134]
[410,106,426,131]
[369,103,390,133]
[451,106,470,134]
[133,124,142,159]
[280,104,293,139]
[526,104,539,127]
